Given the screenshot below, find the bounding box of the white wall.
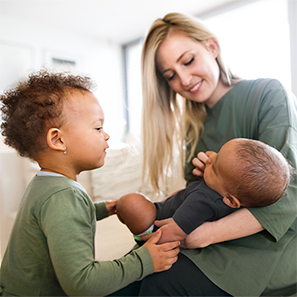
[0,15,126,149]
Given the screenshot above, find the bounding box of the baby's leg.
[116,192,156,236]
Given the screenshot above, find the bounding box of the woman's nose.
[179,71,191,86]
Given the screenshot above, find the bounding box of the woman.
[138,12,297,296]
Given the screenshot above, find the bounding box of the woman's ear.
[46,128,65,152]
[206,38,219,58]
[223,194,241,208]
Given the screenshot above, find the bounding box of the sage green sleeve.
[248,80,297,241]
[40,188,154,296]
[94,200,109,220]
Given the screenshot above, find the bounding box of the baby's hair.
[227,139,293,208]
[0,69,95,160]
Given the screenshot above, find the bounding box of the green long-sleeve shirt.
[183,79,297,296]
[0,174,153,296]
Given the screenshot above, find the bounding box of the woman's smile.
[189,80,203,94]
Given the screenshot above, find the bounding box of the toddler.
[0,69,179,296]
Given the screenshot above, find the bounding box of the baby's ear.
[46,128,65,152]
[223,194,241,208]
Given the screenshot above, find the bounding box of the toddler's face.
[61,90,109,174]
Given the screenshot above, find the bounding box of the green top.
[0,174,153,296]
[182,79,297,296]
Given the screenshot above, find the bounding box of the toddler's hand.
[143,229,180,273]
[140,232,154,241]
[105,199,118,216]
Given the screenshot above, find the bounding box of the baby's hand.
[192,151,209,178]
[105,199,118,216]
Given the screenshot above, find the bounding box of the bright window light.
[203,0,291,92]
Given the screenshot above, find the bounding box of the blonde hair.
[141,12,240,191]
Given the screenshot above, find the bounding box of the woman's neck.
[205,80,234,109]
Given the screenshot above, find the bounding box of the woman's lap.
[107,280,142,296]
[138,253,231,296]
[109,253,231,296]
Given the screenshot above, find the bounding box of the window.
[123,40,143,135]
[203,0,291,92]
[124,0,295,135]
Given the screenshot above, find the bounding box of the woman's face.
[156,32,222,108]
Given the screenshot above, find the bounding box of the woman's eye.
[185,57,194,66]
[167,73,175,81]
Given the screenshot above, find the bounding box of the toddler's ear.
[223,194,241,208]
[46,128,65,151]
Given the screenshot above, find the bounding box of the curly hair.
[0,69,95,160]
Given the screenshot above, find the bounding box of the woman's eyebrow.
[162,51,191,74]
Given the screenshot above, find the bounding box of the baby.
[116,138,293,245]
[0,69,179,296]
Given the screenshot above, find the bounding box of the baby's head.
[204,138,293,208]
[1,69,109,174]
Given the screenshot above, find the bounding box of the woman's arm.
[183,208,264,249]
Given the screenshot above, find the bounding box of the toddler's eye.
[96,127,103,132]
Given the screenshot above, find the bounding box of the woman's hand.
[105,199,118,216]
[184,208,264,249]
[192,151,215,178]
[143,229,180,273]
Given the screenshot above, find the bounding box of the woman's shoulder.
[215,78,286,107]
[235,78,285,92]
[232,78,292,106]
